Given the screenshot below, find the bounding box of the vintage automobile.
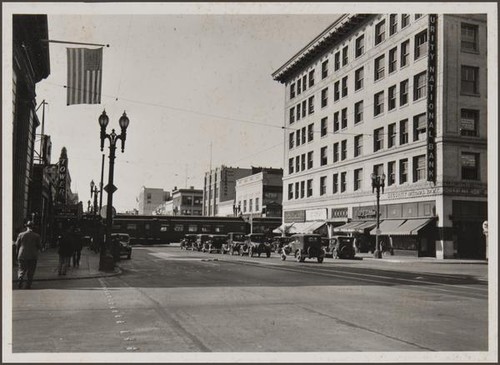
[194,234,210,251]
[281,234,325,263]
[180,234,197,250]
[110,233,132,260]
[202,234,227,253]
[272,236,292,253]
[326,235,356,259]
[224,232,247,255]
[246,233,272,258]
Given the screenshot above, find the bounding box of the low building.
[137,187,170,215]
[153,186,203,216]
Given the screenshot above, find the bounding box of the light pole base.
[99,254,115,272]
[373,250,382,259]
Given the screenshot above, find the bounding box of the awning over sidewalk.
[272,223,294,234]
[273,221,326,234]
[371,218,434,236]
[369,219,406,235]
[333,221,376,234]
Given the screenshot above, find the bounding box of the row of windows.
[287,152,480,200]
[236,198,260,213]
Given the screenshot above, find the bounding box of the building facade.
[154,186,203,216]
[137,187,170,215]
[235,168,283,218]
[273,14,487,259]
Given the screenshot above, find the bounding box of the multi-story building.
[272,14,487,259]
[235,168,283,218]
[137,187,170,215]
[154,186,203,216]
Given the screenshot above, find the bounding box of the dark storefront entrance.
[452,200,487,259]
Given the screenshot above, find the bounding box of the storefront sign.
[354,207,376,219]
[57,157,67,204]
[284,209,306,223]
[306,208,327,221]
[427,14,437,183]
[387,187,441,200]
[331,208,348,218]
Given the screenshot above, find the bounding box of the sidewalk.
[12,246,121,283]
[357,252,488,264]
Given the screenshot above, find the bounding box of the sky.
[31,6,338,212]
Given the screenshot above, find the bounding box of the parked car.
[194,234,210,251]
[246,233,272,258]
[110,233,132,260]
[225,232,247,255]
[329,235,356,259]
[180,234,197,250]
[281,234,325,263]
[272,236,292,253]
[203,234,227,253]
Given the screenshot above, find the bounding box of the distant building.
[137,187,170,215]
[235,168,283,218]
[154,186,203,216]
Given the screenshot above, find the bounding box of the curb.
[12,267,123,283]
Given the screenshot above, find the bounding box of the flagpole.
[41,39,110,47]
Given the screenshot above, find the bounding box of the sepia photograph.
[2,2,497,363]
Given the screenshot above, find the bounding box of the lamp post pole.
[371,172,385,259]
[90,180,99,215]
[98,110,130,271]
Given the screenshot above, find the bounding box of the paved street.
[11,245,488,359]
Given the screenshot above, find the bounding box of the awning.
[272,223,293,234]
[377,218,434,236]
[289,221,325,234]
[304,221,326,233]
[333,221,376,234]
[369,219,406,235]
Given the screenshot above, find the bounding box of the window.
[320,146,328,166]
[388,123,396,148]
[321,87,328,107]
[460,109,479,137]
[399,159,408,183]
[461,66,479,95]
[415,14,422,20]
[354,134,363,157]
[355,100,364,124]
[289,107,295,124]
[355,67,364,91]
[302,100,307,118]
[341,76,348,97]
[373,163,384,178]
[288,158,294,174]
[413,155,426,182]
[308,123,314,142]
[461,23,479,52]
[295,156,300,172]
[389,47,397,73]
[321,117,328,137]
[288,183,293,200]
[243,200,247,212]
[307,179,313,197]
[307,151,314,169]
[389,14,398,35]
[388,85,397,110]
[255,198,259,212]
[375,20,386,45]
[333,111,340,132]
[301,153,306,171]
[309,69,315,87]
[334,52,340,71]
[374,127,384,151]
[295,182,299,199]
[296,103,301,121]
[340,172,347,193]
[296,128,301,146]
[297,78,301,95]
[461,152,479,180]
[333,81,340,101]
[401,40,409,67]
[301,127,306,144]
[342,46,348,66]
[414,72,427,100]
[354,168,363,191]
[374,55,385,81]
[332,173,339,194]
[290,83,296,99]
[400,79,409,106]
[355,34,364,57]
[302,74,307,91]
[401,14,410,28]
[300,181,305,198]
[413,113,427,141]
[414,30,428,59]
[341,108,348,129]
[308,96,315,114]
[400,119,409,145]
[289,132,294,149]
[320,176,327,195]
[341,139,347,160]
[322,59,329,79]
[374,91,384,116]
[387,161,396,186]
[249,199,253,212]
[333,142,339,162]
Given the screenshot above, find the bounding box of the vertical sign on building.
[57,157,67,204]
[427,14,437,183]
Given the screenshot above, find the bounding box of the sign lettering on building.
[284,210,306,223]
[427,14,437,183]
[306,208,327,221]
[331,208,348,218]
[57,158,67,204]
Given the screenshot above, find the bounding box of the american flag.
[66,48,103,105]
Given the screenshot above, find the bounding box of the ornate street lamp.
[98,110,130,271]
[371,172,385,259]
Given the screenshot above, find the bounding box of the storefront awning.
[379,218,434,236]
[333,221,376,234]
[273,221,326,234]
[304,221,326,233]
[369,219,406,235]
[272,223,293,234]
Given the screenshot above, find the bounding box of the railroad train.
[110,214,282,245]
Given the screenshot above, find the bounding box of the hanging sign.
[427,14,437,183]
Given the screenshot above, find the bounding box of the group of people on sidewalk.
[14,221,84,289]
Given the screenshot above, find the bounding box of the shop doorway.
[454,220,486,259]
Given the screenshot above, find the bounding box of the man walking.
[15,221,42,289]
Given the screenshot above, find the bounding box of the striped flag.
[66,48,103,105]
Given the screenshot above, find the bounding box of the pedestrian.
[15,221,42,289]
[57,227,74,275]
[72,228,83,267]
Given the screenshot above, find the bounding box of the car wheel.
[296,251,302,262]
[281,254,286,261]
[317,257,323,263]
[266,251,271,258]
[249,248,253,257]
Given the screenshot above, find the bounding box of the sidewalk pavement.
[356,252,488,264]
[12,246,121,283]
